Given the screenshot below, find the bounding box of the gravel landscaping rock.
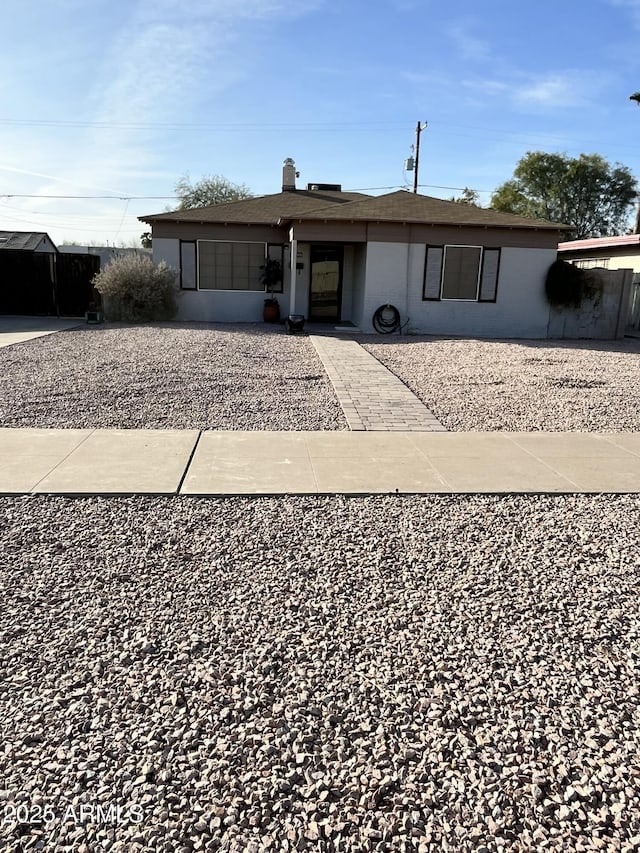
[0,324,347,431]
[362,337,640,432]
[1,493,640,851]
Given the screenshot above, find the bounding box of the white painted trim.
[289,235,297,315]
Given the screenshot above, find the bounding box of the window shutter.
[479,248,500,302]
[180,242,196,290]
[267,244,285,293]
[423,246,443,300]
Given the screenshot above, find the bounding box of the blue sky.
[1,0,639,245]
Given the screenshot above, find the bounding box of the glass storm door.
[309,245,343,321]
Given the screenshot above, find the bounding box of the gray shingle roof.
[139,190,368,226]
[289,191,570,230]
[0,231,56,250]
[139,189,570,231]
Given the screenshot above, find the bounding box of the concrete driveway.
[0,316,82,348]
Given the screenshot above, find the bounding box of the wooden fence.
[0,251,99,316]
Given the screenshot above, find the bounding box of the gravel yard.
[363,337,640,432]
[2,493,640,852]
[0,324,346,431]
[2,323,640,852]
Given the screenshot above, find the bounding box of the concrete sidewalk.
[1,428,639,495]
[0,316,81,348]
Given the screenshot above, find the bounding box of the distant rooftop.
[558,234,640,252]
[0,231,57,251]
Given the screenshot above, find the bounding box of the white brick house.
[140,161,569,337]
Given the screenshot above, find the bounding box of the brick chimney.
[282,158,297,192]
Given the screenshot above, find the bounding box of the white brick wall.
[360,242,411,333]
[153,238,287,323]
[154,236,556,335]
[152,238,180,271]
[363,242,555,338]
[176,290,267,322]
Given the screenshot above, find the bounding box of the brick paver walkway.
[310,334,447,431]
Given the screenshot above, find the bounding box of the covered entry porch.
[286,218,367,327]
[287,240,366,326]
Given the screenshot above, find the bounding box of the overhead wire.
[0,207,140,232]
[0,117,410,131]
[0,181,495,235]
[0,194,177,200]
[0,183,493,200]
[0,115,637,155]
[112,198,131,243]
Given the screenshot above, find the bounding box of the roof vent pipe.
[282,158,298,192]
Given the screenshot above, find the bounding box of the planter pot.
[285,314,305,334]
[263,301,280,323]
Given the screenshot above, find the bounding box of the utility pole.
[413,120,427,194]
[629,95,640,232]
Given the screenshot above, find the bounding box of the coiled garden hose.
[372,304,401,334]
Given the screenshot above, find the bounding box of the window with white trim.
[198,241,266,291]
[423,245,500,302]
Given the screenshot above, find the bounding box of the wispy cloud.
[3,0,323,242]
[447,22,491,62]
[466,79,511,97]
[385,0,426,9]
[513,74,587,108]
[461,70,609,112]
[607,0,640,27]
[86,0,323,165]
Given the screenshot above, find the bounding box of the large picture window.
[423,245,500,303]
[198,241,266,291]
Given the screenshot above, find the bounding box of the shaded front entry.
[309,245,343,321]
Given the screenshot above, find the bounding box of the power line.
[0,194,177,200]
[0,204,133,219]
[0,117,410,131]
[1,184,494,201]
[0,208,141,233]
[1,115,638,155]
[346,183,493,193]
[113,199,130,243]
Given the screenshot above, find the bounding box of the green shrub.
[92,255,178,322]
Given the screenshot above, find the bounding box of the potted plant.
[260,257,282,323]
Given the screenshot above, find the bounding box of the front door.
[309,245,343,321]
